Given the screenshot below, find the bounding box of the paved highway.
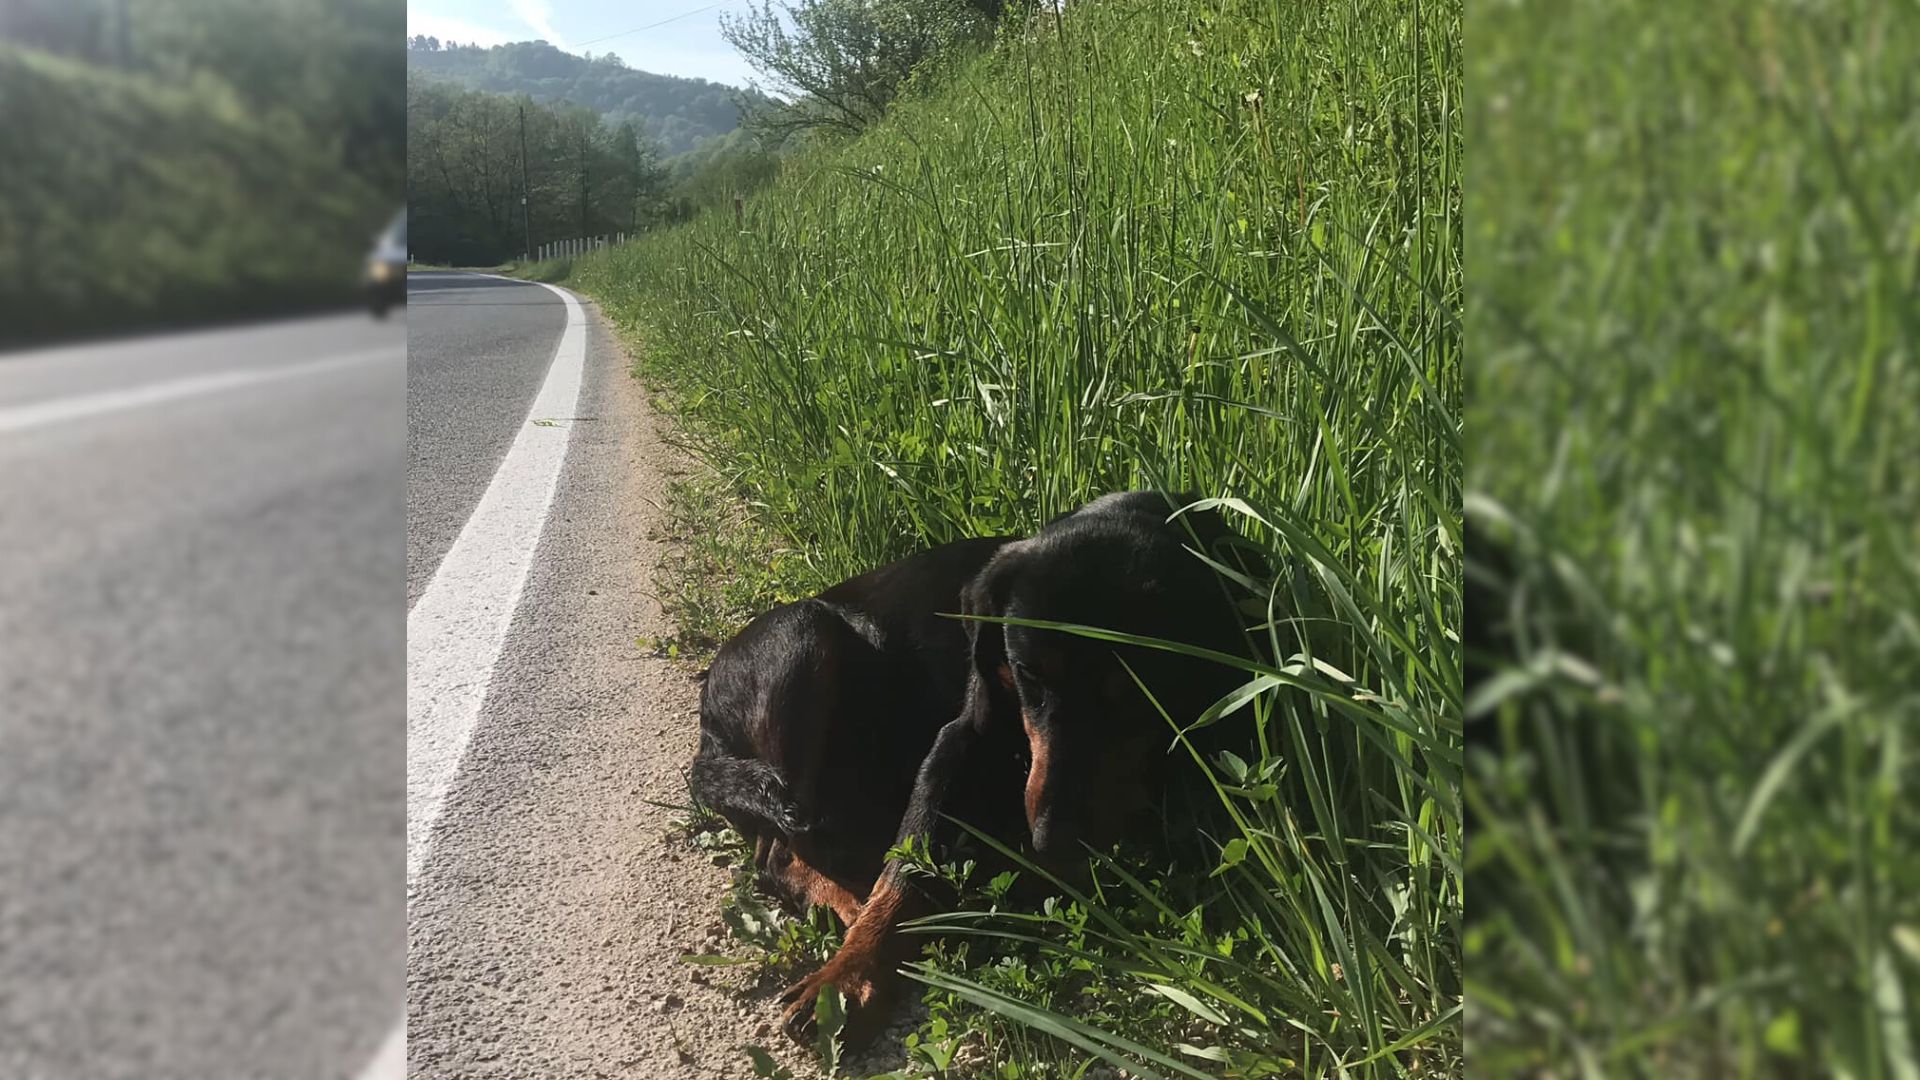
[0,314,406,1078]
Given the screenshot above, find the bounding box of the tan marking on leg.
[783,856,869,927]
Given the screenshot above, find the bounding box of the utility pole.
[518,103,533,260]
[578,133,591,243]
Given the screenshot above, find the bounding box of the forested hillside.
[406,39,756,155]
[0,0,401,343]
[407,77,680,267]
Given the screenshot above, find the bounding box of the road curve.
[406,273,567,608]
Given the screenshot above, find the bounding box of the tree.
[557,107,598,240]
[664,127,780,218]
[719,0,994,142]
[134,0,405,197]
[607,121,667,231]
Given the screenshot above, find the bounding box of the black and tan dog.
[689,491,1255,1043]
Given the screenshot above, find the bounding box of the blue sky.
[406,0,759,87]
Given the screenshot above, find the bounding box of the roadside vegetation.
[535,0,1461,1074]
[1468,0,1919,1075]
[404,73,780,267]
[0,0,401,346]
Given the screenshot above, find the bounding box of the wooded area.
[0,0,402,343]
[405,76,683,267]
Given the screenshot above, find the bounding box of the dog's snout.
[1030,810,1056,855]
[1029,811,1076,859]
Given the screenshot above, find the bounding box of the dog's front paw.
[778,950,892,1048]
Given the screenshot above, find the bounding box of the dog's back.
[691,535,1013,873]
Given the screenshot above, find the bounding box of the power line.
[572,3,735,49]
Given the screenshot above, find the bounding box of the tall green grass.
[1468,1,1919,1075]
[558,0,1461,1072]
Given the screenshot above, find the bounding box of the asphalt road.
[403,274,823,1078]
[0,314,407,1078]
[405,274,566,608]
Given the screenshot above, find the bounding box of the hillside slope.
[0,44,388,343]
[407,40,755,154]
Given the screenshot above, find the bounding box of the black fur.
[689,491,1261,1045]
[692,535,1018,885]
[691,493,1257,877]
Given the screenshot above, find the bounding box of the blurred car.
[363,210,406,317]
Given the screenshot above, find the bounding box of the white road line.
[0,346,399,435]
[364,276,586,1080]
[406,275,584,880]
[355,1020,408,1080]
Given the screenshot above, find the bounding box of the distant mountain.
[405,39,758,155]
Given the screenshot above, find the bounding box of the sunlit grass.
[1467,1,1919,1075]
[555,0,1461,1072]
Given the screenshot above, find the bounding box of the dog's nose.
[1030,813,1073,860]
[1029,812,1054,855]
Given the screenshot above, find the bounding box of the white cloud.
[408,10,517,48]
[510,0,568,48]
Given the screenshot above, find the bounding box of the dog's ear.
[957,553,1018,733]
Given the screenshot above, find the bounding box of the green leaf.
[1212,837,1250,877]
[904,965,1218,1079]
[741,1045,793,1080]
[679,952,759,966]
[1143,981,1230,1025]
[813,986,846,1073]
[1764,1010,1801,1056]
[1734,696,1857,856]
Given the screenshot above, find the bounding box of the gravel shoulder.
[405,296,821,1078]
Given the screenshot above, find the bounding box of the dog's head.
[958,492,1256,865]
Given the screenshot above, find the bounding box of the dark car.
[363,210,406,317]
